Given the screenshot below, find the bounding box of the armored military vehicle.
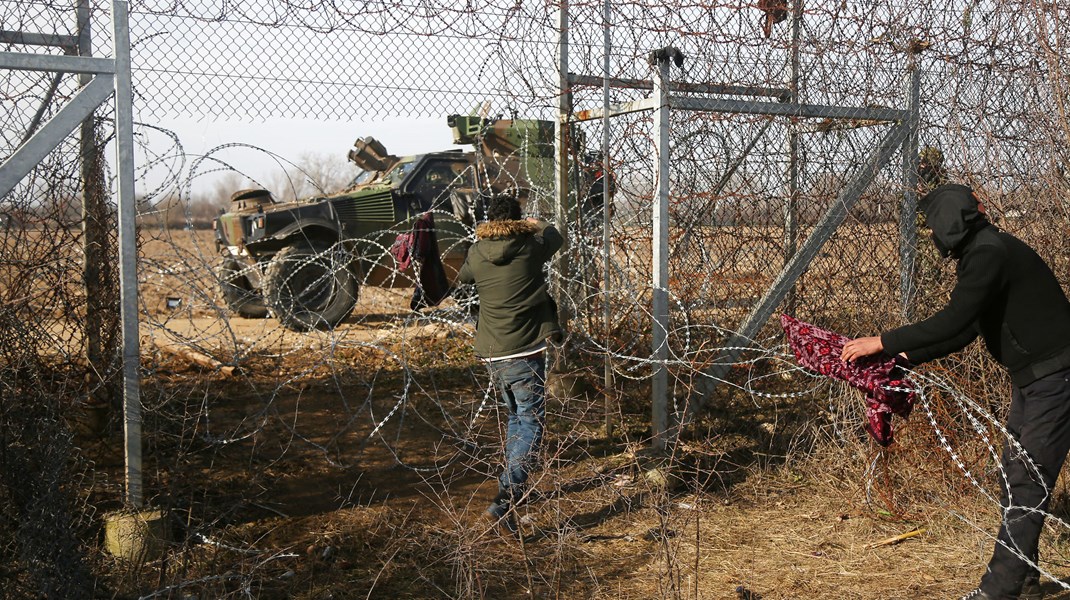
[214,115,607,331]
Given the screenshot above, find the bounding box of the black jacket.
[881,184,1070,387]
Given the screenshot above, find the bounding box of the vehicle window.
[348,170,376,187]
[403,159,473,214]
[448,161,471,186]
[387,162,413,184]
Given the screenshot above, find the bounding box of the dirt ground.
[64,229,1070,598]
[82,323,1070,599]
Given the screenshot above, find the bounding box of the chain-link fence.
[4,0,1070,597]
[1,1,118,596]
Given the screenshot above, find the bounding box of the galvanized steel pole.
[602,0,615,436]
[900,55,921,320]
[112,0,143,508]
[651,53,671,451]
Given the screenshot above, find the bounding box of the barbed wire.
[4,0,1070,596]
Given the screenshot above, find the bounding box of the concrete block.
[104,508,169,562]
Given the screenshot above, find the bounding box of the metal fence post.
[900,53,921,320]
[651,52,671,451]
[783,0,802,314]
[601,0,615,436]
[111,0,143,508]
[554,0,571,343]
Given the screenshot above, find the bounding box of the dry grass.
[79,336,1070,599]
[19,224,1070,598]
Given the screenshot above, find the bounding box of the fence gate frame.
[0,0,143,508]
[563,0,923,450]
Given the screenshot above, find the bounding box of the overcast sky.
[143,115,466,197]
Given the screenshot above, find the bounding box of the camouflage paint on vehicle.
[213,115,605,330]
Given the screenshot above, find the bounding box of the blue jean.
[487,354,546,497]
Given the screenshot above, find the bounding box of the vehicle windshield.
[385,161,414,184]
[347,169,377,187]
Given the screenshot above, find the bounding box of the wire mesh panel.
[0,2,118,596]
[128,0,561,120]
[4,0,1070,597]
[561,1,1070,388]
[564,2,915,410]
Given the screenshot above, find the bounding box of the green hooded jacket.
[457,219,564,359]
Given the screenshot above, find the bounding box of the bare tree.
[295,151,361,195]
[264,152,360,202]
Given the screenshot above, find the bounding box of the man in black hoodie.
[842,152,1070,600]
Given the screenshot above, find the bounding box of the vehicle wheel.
[263,241,358,331]
[218,256,269,319]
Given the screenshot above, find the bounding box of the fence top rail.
[0,31,80,50]
[673,96,907,122]
[568,72,790,100]
[0,52,115,74]
[572,95,907,123]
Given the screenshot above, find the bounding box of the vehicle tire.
[263,241,358,331]
[218,256,269,319]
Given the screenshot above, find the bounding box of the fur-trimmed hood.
[472,219,539,266]
[475,219,539,240]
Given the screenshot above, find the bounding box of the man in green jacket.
[457,194,564,532]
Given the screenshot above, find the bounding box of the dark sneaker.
[484,495,518,535]
[958,589,994,600]
[484,496,509,520]
[1021,576,1043,600]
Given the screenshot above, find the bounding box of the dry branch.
[865,528,926,549]
[158,343,237,376]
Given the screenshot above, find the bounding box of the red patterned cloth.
[389,213,450,310]
[780,314,916,446]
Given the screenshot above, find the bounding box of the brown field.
[11,223,1070,598]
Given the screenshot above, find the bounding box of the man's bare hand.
[841,336,883,363]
